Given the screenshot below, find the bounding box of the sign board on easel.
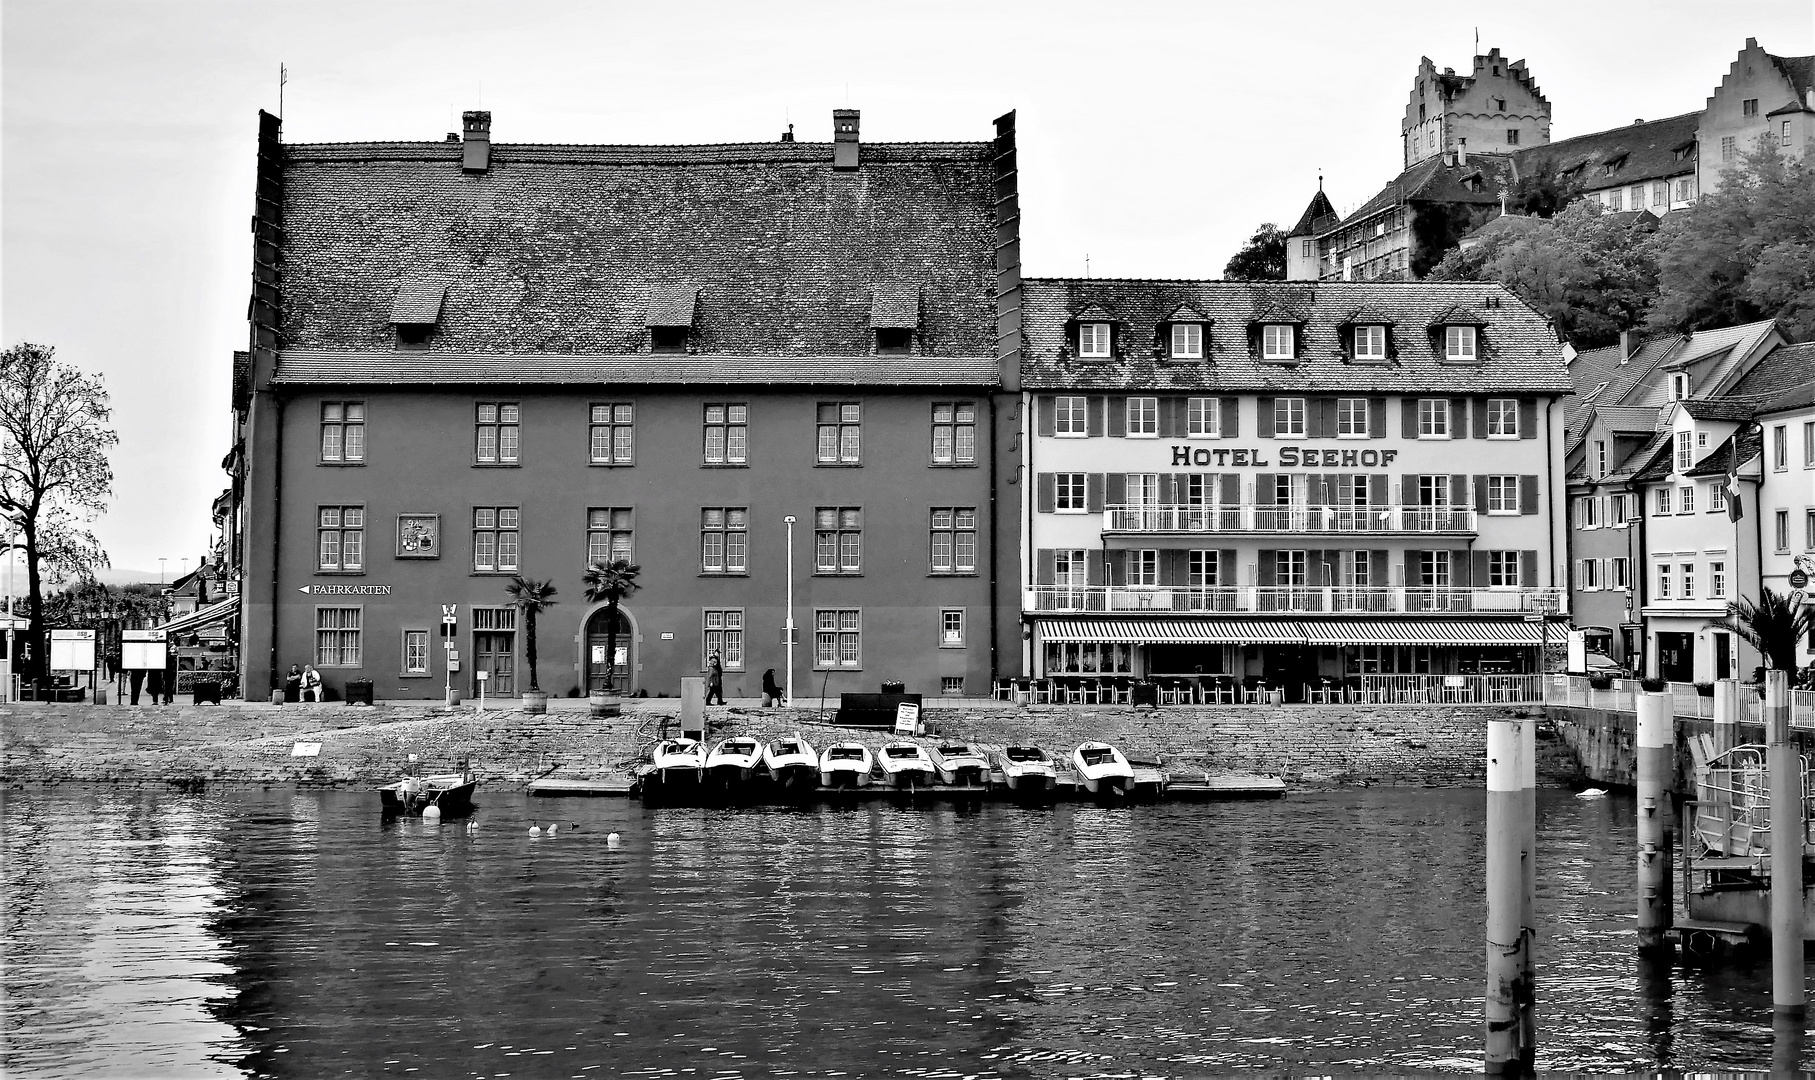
[122,629,168,670]
[894,702,921,735]
[50,629,96,672]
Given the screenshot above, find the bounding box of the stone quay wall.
[1550,704,1806,791]
[1,699,1575,791]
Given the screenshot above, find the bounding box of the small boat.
[379,761,478,817]
[648,737,707,789]
[928,743,989,787]
[761,735,819,791]
[1072,742,1134,796]
[820,742,874,789]
[877,742,936,789]
[705,736,764,788]
[995,745,1058,794]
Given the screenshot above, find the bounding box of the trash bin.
[192,680,222,706]
[344,679,375,706]
[880,680,905,694]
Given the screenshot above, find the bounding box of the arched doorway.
[584,606,635,694]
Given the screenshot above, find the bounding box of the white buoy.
[547,822,559,835]
[607,832,622,848]
[529,823,541,834]
[422,804,441,819]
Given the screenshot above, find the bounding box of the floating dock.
[529,769,1285,802]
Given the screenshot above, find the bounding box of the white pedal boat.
[928,743,990,786]
[819,742,875,789]
[876,742,937,789]
[995,745,1058,793]
[648,737,706,787]
[761,735,819,790]
[1072,741,1134,795]
[705,736,764,786]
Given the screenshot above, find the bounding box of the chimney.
[462,110,492,174]
[1457,138,1467,165]
[1620,329,1637,360]
[780,123,794,143]
[1444,149,1457,167]
[832,108,860,170]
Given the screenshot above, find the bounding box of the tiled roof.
[1509,112,1699,188]
[1462,212,1543,243]
[1770,54,1814,93]
[1759,383,1815,414]
[1725,341,1815,401]
[1019,280,1571,393]
[271,350,997,386]
[1341,155,1511,226]
[1286,189,1337,238]
[1595,405,1661,433]
[1610,430,1672,483]
[278,136,999,358]
[870,292,921,329]
[1680,398,1757,421]
[645,285,698,328]
[1683,427,1765,478]
[390,280,447,324]
[1663,318,1777,370]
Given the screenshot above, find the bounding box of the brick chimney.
[462,110,492,174]
[833,108,860,170]
[1620,329,1637,360]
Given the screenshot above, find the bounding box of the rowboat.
[994,745,1057,794]
[928,743,989,786]
[379,762,478,817]
[819,742,875,788]
[876,742,936,789]
[761,735,819,790]
[1072,741,1134,795]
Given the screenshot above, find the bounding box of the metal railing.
[1025,585,1567,615]
[1356,673,1543,703]
[1103,505,1479,535]
[1543,675,1815,728]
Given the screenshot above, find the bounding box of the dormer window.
[390,280,446,351]
[1353,325,1387,360]
[1445,325,1477,361]
[1079,322,1112,359]
[396,323,433,348]
[1671,373,1690,400]
[1261,324,1295,361]
[871,290,920,356]
[875,328,912,355]
[650,326,688,354]
[1170,322,1203,359]
[646,284,699,356]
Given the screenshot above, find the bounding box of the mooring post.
[1518,715,1537,1070]
[1767,668,1804,1020]
[1486,717,1528,1074]
[1713,677,1739,757]
[1636,691,1675,955]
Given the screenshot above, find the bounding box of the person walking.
[761,668,782,707]
[705,652,726,706]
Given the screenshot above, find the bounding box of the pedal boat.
[994,745,1058,793]
[705,736,764,787]
[819,742,875,789]
[761,735,819,790]
[1072,741,1134,795]
[928,743,990,786]
[877,742,937,789]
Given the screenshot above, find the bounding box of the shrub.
[1588,673,1614,690]
[1694,682,1716,697]
[1640,676,1668,692]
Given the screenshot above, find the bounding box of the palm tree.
[582,558,642,694]
[503,575,558,693]
[1706,587,1815,674]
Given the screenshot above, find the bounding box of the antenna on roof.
[1085,253,1091,279]
[278,63,287,121]
[1474,27,1479,55]
[1318,171,1323,192]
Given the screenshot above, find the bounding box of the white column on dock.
[1713,678,1739,756]
[1486,717,1529,1074]
[1518,716,1537,1072]
[1635,691,1675,954]
[1767,668,1805,1019]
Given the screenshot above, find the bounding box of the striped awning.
[1038,619,1308,645]
[159,595,240,635]
[1304,618,1545,647]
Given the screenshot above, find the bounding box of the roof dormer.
[870,290,920,355]
[1249,306,1305,363]
[646,284,698,354]
[1160,304,1209,360]
[390,280,447,350]
[1069,302,1117,361]
[1337,306,1396,363]
[1429,304,1486,363]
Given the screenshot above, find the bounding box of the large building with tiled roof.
[1016,279,1571,701]
[1513,113,1701,217]
[1699,38,1815,196]
[231,107,1024,702]
[1401,48,1551,171]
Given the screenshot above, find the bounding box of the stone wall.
[1550,704,1810,790]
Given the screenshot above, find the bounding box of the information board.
[121,629,168,670]
[50,629,96,672]
[894,702,921,735]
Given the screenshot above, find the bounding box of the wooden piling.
[1635,691,1674,955]
[1713,678,1739,757]
[1767,668,1804,1019]
[1486,717,1528,1075]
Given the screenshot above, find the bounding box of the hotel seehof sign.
[1167,445,1403,468]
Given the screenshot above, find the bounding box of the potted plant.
[1707,588,1815,681]
[1588,672,1614,691]
[1693,681,1716,697]
[504,574,558,714]
[1640,676,1668,693]
[582,558,641,718]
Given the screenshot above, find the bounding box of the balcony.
[1024,585,1567,615]
[1101,505,1478,535]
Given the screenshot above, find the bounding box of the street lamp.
[783,515,796,709]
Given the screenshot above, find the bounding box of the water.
[1,786,1807,1076]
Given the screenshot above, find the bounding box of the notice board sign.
[122,629,168,670]
[50,629,97,672]
[894,702,921,735]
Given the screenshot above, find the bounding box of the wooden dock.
[528,769,1285,802]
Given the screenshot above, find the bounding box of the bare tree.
[0,344,118,681]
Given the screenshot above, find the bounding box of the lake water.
[2,786,1809,1077]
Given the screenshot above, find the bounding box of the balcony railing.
[1102,505,1478,535]
[1545,675,1815,729]
[1025,585,1568,614]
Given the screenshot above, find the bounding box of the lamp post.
[783,516,796,709]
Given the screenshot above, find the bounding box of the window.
[1417,475,1451,507]
[472,507,519,572]
[1336,398,1370,437]
[1054,549,1086,586]
[403,629,429,675]
[316,607,362,667]
[1655,487,1671,515]
[816,403,861,464]
[652,325,688,354]
[1418,550,1451,587]
[703,610,744,670]
[1774,425,1788,470]
[1262,324,1295,360]
[1418,398,1450,438]
[1679,485,1694,514]
[1188,550,1220,587]
[317,506,364,571]
[320,402,366,463]
[1055,473,1087,513]
[1170,323,1203,359]
[1805,421,1814,466]
[814,609,861,668]
[1128,549,1159,587]
[1444,325,1477,360]
[875,327,912,356]
[476,403,520,464]
[1653,181,1668,206]
[589,403,634,464]
[1710,483,1727,513]
[1594,439,1607,478]
[1487,476,1520,514]
[940,676,964,696]
[1186,397,1221,437]
[1631,185,1645,209]
[1346,549,1370,587]
[700,508,748,573]
[1677,178,1693,202]
[1743,98,1758,117]
[1506,128,1519,145]
[1675,431,1693,472]
[1055,396,1088,437]
[1487,551,1522,587]
[703,404,747,465]
[931,403,977,464]
[1353,325,1387,359]
[1577,496,1600,529]
[1807,510,1815,550]
[1126,397,1159,437]
[1605,189,1622,212]
[1578,558,1600,591]
[1784,121,1794,148]
[940,609,965,647]
[1274,397,1307,436]
[1680,562,1696,599]
[1612,557,1630,590]
[1277,549,1307,587]
[1710,560,1727,598]
[1078,322,1111,358]
[1721,136,1736,162]
[929,508,977,574]
[1125,473,1160,508]
[815,507,862,574]
[588,507,634,565]
[1657,563,1672,599]
[1776,510,1791,552]
[1487,398,1519,437]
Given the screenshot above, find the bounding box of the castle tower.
[1402,48,1551,169]
[1283,183,1336,281]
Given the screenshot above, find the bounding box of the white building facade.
[1757,385,1815,672]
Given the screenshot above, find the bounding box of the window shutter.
[1087,397,1105,437]
[1520,475,1539,515]
[1221,398,1240,437]
[1037,548,1055,585]
[1403,473,1420,506]
[1450,474,1469,507]
[1406,549,1426,586]
[1369,474,1388,506]
[1256,473,1278,505]
[1452,399,1470,439]
[1158,398,1178,438]
[1473,399,1489,438]
[1107,397,1127,437]
[1308,550,1328,586]
[1311,399,1331,438]
[1037,396,1055,437]
[1521,549,1539,586]
[1036,473,1056,513]
[1219,549,1236,587]
[1258,549,1276,586]
[1369,397,1386,438]
[1220,474,1241,504]
[1257,397,1275,438]
[1158,550,1177,586]
[1473,550,1491,585]
[1454,550,1473,586]
[1158,475,1177,507]
[1519,399,1538,439]
[1087,474,1105,513]
[1105,472,1126,506]
[1474,474,1489,513]
[1402,399,1419,439]
[1085,549,1104,586]
[1371,549,1389,586]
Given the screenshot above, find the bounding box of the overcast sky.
[3,0,1810,576]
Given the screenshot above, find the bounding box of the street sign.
[0,617,27,630]
[442,604,458,625]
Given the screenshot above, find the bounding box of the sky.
[3,0,1811,578]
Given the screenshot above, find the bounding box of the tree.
[503,575,558,694]
[582,559,641,694]
[1705,587,1815,673]
[1648,143,1815,340]
[1223,223,1287,280]
[0,344,118,682]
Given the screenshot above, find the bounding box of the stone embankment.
[1,699,1576,791]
